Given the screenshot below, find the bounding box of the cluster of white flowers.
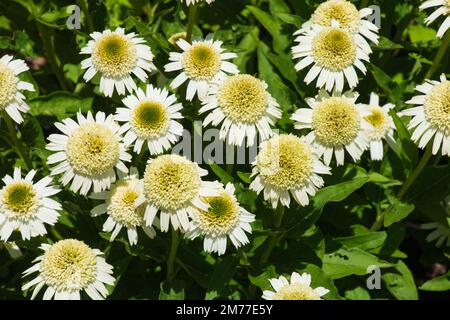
[0,0,448,301]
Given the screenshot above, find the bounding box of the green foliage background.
[0,0,449,300]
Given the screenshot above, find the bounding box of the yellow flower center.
[108,180,144,228]
[92,33,137,78]
[256,134,313,190]
[2,182,37,219]
[143,155,201,211]
[312,28,357,71]
[66,123,120,177]
[194,191,239,236]
[273,283,321,300]
[40,239,97,292]
[312,97,360,146]
[311,0,361,32]
[131,101,169,139]
[0,63,18,109]
[364,106,391,140]
[423,81,450,134]
[217,74,269,124]
[182,43,221,81]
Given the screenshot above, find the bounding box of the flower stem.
[424,31,450,80]
[167,228,180,283]
[260,204,285,263]
[371,144,433,231]
[1,111,32,170]
[186,4,198,43]
[77,0,94,33]
[35,22,69,91]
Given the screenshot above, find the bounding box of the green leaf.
[345,287,371,300]
[29,91,93,120]
[420,272,450,292]
[408,24,437,44]
[208,162,233,184]
[323,247,392,279]
[276,13,303,28]
[207,255,239,293]
[159,281,185,300]
[236,171,251,184]
[247,6,290,54]
[384,196,415,227]
[335,232,387,251]
[382,261,418,300]
[248,265,277,291]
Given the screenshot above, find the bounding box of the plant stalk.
[424,30,450,80]
[260,204,285,263]
[186,4,198,43]
[167,228,180,283]
[1,111,32,170]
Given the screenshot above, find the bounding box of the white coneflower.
[0,55,34,124]
[22,239,114,300]
[292,20,372,92]
[296,0,379,44]
[291,90,368,166]
[199,74,282,147]
[420,0,450,38]
[80,27,155,97]
[250,134,331,208]
[360,93,397,160]
[115,85,184,155]
[262,272,329,300]
[46,111,132,196]
[181,0,215,5]
[90,168,156,246]
[401,74,450,156]
[0,167,61,241]
[1,241,23,259]
[143,154,221,232]
[187,183,255,255]
[164,35,239,101]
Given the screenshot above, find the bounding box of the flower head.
[199,74,282,146]
[292,21,372,92]
[0,55,35,124]
[90,168,156,246]
[116,85,184,155]
[262,272,329,300]
[0,168,61,241]
[187,183,255,255]
[143,154,221,232]
[360,93,397,160]
[164,35,239,100]
[300,0,379,44]
[420,0,450,38]
[80,27,155,97]
[292,90,368,166]
[250,134,331,208]
[402,74,450,156]
[22,239,114,300]
[46,111,132,195]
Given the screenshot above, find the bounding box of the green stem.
[186,4,198,43]
[167,228,180,283]
[1,111,32,170]
[260,204,285,263]
[77,0,94,33]
[397,144,433,199]
[371,144,433,231]
[36,23,69,90]
[424,31,450,80]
